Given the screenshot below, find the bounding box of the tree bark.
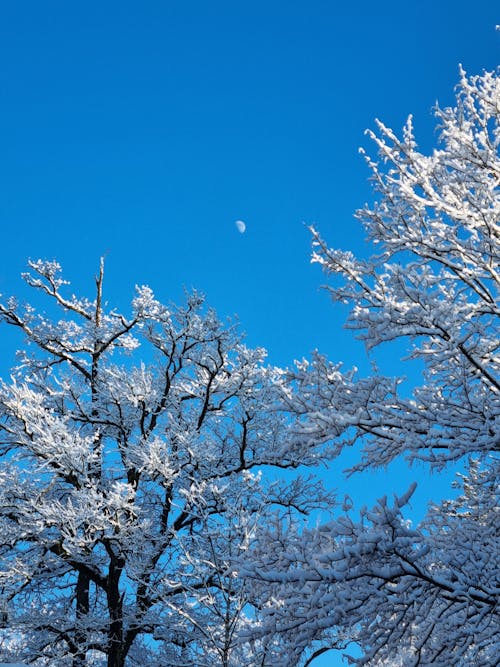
[73,570,90,667]
[106,552,125,667]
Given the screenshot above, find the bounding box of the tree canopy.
[0,66,499,667]
[246,66,499,666]
[0,261,331,667]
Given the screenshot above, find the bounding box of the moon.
[235,219,246,234]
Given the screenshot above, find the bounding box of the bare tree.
[247,66,500,666]
[0,261,331,667]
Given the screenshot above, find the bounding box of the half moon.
[235,220,246,234]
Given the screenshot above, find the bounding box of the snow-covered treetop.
[245,66,500,667]
[0,259,333,666]
[288,67,500,472]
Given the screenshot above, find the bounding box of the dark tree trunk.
[73,570,90,667]
[106,552,126,667]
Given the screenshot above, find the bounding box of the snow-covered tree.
[0,260,332,667]
[247,67,500,665]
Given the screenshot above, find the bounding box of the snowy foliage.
[248,67,500,665]
[0,262,332,667]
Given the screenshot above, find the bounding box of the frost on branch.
[251,67,500,665]
[0,262,333,667]
[247,467,499,666]
[303,67,500,470]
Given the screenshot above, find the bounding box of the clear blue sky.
[0,2,498,665]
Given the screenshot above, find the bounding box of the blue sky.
[0,2,498,665]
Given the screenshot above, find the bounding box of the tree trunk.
[106,554,125,667]
[73,570,90,667]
